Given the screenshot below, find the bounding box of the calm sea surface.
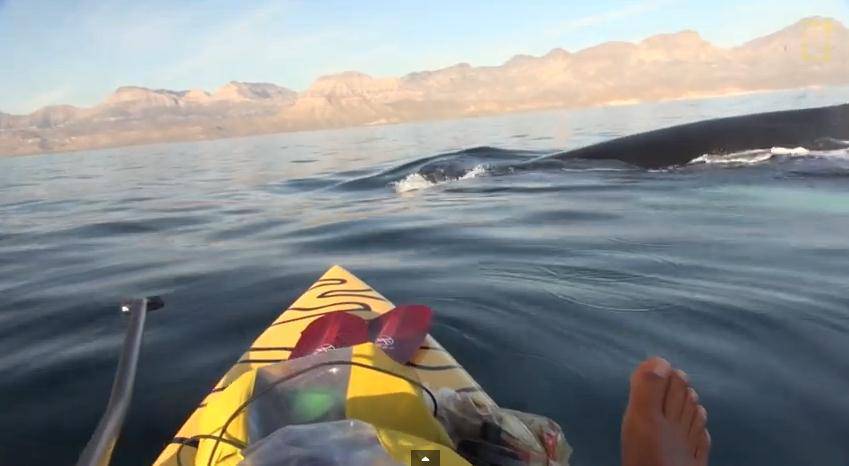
[2,88,849,466]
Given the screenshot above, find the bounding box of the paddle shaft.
[76,296,163,466]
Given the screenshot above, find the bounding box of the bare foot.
[621,357,711,466]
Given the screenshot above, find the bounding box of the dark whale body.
[559,103,849,169]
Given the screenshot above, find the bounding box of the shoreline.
[1,85,846,159]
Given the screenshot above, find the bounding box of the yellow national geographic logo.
[801,18,833,63]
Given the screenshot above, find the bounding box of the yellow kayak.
[153,265,490,466]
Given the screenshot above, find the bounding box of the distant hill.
[2,16,847,156]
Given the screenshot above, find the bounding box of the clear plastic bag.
[434,389,572,466]
[247,351,352,443]
[239,419,403,466]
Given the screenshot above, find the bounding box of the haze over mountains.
[2,16,848,156]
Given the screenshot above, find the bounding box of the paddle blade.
[368,305,433,363]
[290,312,369,360]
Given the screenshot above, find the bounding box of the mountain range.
[2,16,848,156]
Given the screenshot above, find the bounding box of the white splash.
[690,146,848,166]
[770,146,810,156]
[460,164,488,180]
[392,164,488,193]
[691,150,774,165]
[393,173,433,193]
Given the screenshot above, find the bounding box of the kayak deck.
[153,265,489,466]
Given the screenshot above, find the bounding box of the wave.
[376,147,637,193]
[332,138,849,194]
[335,146,543,192]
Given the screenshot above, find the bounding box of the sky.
[1,0,848,114]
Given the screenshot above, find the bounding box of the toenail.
[651,364,672,378]
[652,368,669,376]
[642,357,672,378]
[688,388,699,402]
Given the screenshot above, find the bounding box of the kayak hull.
[153,265,489,466]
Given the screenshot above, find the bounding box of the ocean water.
[2,87,849,466]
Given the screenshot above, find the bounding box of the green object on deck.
[292,389,338,422]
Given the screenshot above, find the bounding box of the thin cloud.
[547,0,678,36]
[19,86,74,113]
[159,2,347,91]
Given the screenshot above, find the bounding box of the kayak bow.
[153,265,489,466]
